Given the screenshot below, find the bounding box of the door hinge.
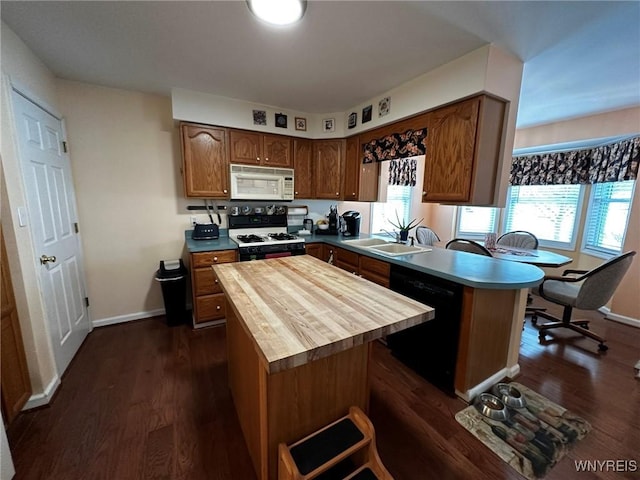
[62,141,68,153]
[74,222,79,234]
[84,297,90,308]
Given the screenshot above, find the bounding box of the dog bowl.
[474,393,509,421]
[492,383,527,409]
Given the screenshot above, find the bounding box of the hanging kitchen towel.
[388,157,417,186]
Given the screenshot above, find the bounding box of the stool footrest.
[279,407,393,480]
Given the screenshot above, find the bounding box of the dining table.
[485,245,573,268]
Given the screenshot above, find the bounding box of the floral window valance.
[362,128,427,163]
[510,136,639,186]
[388,157,417,186]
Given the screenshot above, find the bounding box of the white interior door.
[11,89,91,375]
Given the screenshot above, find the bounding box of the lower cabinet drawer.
[361,272,390,288]
[195,293,226,324]
[359,256,390,278]
[193,268,222,295]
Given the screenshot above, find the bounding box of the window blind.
[371,185,412,233]
[457,206,498,237]
[505,185,582,247]
[584,181,635,254]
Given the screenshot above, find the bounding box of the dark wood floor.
[7,298,640,480]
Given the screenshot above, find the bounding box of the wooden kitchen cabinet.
[304,243,323,259]
[293,138,313,199]
[335,247,359,275]
[422,95,506,205]
[313,139,345,200]
[229,129,292,168]
[359,255,390,288]
[181,123,230,198]
[190,249,237,326]
[1,230,32,424]
[344,136,379,202]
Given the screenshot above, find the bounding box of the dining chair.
[497,231,539,250]
[496,230,544,317]
[445,238,492,256]
[531,251,636,351]
[415,226,440,246]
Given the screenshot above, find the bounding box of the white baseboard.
[92,308,165,328]
[506,363,521,379]
[600,307,640,329]
[23,374,61,410]
[456,368,509,403]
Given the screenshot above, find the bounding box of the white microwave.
[230,164,295,201]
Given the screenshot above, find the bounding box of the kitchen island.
[213,255,434,480]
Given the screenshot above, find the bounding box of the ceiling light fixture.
[246,0,306,26]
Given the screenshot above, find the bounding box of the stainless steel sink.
[342,238,389,247]
[366,243,431,256]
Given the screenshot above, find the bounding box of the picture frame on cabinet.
[275,113,288,128]
[322,118,335,132]
[348,112,357,129]
[253,110,267,126]
[362,105,372,123]
[295,117,307,131]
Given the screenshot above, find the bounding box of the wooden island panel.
[215,255,434,480]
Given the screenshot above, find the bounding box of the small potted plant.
[389,211,423,242]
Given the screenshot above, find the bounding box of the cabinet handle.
[336,192,340,196]
[256,157,261,163]
[216,305,221,310]
[295,191,299,195]
[422,191,427,196]
[265,157,269,162]
[223,189,228,194]
[213,256,218,262]
[214,279,219,284]
[352,192,356,196]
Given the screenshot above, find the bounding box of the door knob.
[40,254,57,265]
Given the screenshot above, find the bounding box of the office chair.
[445,238,493,256]
[416,226,440,246]
[531,251,636,352]
[497,231,539,250]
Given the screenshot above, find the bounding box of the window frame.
[503,184,585,251]
[454,206,500,240]
[581,181,636,259]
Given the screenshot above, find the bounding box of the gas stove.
[228,213,306,260]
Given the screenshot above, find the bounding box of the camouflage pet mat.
[455,382,591,479]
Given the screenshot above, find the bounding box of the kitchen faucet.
[381,229,401,243]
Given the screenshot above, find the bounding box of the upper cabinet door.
[423,97,480,203]
[229,130,262,165]
[313,140,345,200]
[422,95,506,205]
[293,138,313,199]
[181,124,230,198]
[263,134,292,168]
[343,136,360,201]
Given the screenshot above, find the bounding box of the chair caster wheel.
[598,343,608,352]
[531,316,538,325]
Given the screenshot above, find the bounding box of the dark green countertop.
[184,230,544,290]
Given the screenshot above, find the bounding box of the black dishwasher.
[386,264,463,396]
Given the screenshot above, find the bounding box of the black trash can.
[155,259,188,326]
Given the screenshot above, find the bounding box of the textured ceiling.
[2,1,639,128]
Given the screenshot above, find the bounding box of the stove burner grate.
[236,234,265,243]
[268,233,297,241]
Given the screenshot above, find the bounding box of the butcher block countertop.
[213,255,435,374]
